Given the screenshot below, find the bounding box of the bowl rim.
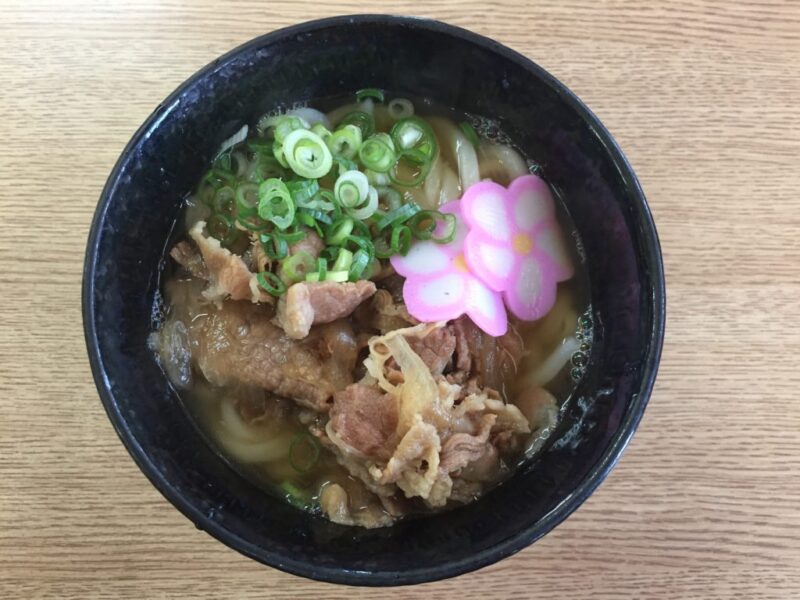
[83,14,666,586]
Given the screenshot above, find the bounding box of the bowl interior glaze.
[83,15,664,586]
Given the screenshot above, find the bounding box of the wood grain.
[1,0,799,597]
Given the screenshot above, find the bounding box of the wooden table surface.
[2,1,799,597]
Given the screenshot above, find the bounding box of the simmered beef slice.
[354,289,419,334]
[373,323,456,380]
[330,384,398,461]
[170,241,208,279]
[276,280,377,339]
[439,414,496,473]
[319,483,393,528]
[184,221,271,304]
[406,326,456,375]
[189,300,357,411]
[449,317,524,391]
[288,230,325,259]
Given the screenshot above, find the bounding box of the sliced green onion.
[387,117,437,187]
[408,210,439,239]
[273,140,288,168]
[396,127,422,150]
[358,133,396,172]
[356,88,384,103]
[295,210,331,240]
[332,248,354,272]
[306,270,349,283]
[282,129,333,179]
[389,152,433,187]
[309,189,336,212]
[431,212,457,244]
[326,217,354,246]
[288,179,320,205]
[272,236,289,260]
[260,233,289,260]
[388,98,414,120]
[276,116,309,142]
[345,235,375,259]
[235,182,260,217]
[246,153,286,182]
[257,114,309,141]
[298,208,332,226]
[391,224,413,255]
[281,229,307,245]
[459,121,480,147]
[280,251,315,283]
[316,257,327,281]
[375,202,421,231]
[327,125,362,160]
[346,186,379,220]
[333,156,359,176]
[213,186,236,217]
[391,117,437,159]
[258,179,295,230]
[209,166,238,188]
[295,211,315,228]
[295,211,323,237]
[319,245,340,263]
[349,218,372,239]
[400,148,432,165]
[348,249,370,281]
[336,181,361,208]
[279,480,311,509]
[256,271,287,297]
[373,234,394,259]
[407,210,457,243]
[207,213,232,240]
[334,170,369,208]
[339,110,375,138]
[325,270,350,282]
[311,122,332,142]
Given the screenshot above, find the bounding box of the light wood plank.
[1,1,798,597]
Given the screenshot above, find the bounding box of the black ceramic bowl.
[83,15,664,586]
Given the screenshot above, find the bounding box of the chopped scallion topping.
[282,129,333,179]
[256,271,287,296]
[327,125,363,160]
[356,88,385,103]
[258,179,295,230]
[339,110,375,139]
[375,202,421,231]
[280,251,315,283]
[387,98,414,120]
[326,216,354,246]
[358,133,396,173]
